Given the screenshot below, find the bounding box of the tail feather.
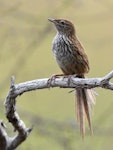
[82,89,93,134]
[76,88,95,138]
[76,89,85,138]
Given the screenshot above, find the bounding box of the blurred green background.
[0,0,113,149]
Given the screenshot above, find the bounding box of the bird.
[48,18,95,138]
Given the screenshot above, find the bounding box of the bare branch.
[3,77,32,150]
[9,71,113,98]
[1,70,113,149]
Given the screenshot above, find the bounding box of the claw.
[47,74,64,88]
[64,74,78,85]
[47,74,56,88]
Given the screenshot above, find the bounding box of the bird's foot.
[47,74,64,88]
[63,74,78,85]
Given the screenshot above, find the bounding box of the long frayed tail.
[75,88,95,139]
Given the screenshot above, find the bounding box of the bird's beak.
[48,18,56,23]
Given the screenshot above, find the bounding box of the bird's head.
[48,18,76,36]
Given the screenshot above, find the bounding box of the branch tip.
[11,76,15,88]
[0,121,6,129]
[27,126,33,133]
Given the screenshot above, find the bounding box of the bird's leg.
[47,74,79,88]
[63,74,78,85]
[47,74,64,88]
[62,75,72,85]
[66,74,79,93]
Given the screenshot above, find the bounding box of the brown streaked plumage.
[48,18,95,138]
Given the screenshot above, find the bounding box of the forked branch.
[1,71,113,149]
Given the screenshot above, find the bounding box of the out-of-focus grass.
[0,0,113,149]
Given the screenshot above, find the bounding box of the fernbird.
[48,18,95,138]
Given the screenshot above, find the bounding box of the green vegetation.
[0,0,113,149]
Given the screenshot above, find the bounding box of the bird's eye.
[60,20,65,25]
